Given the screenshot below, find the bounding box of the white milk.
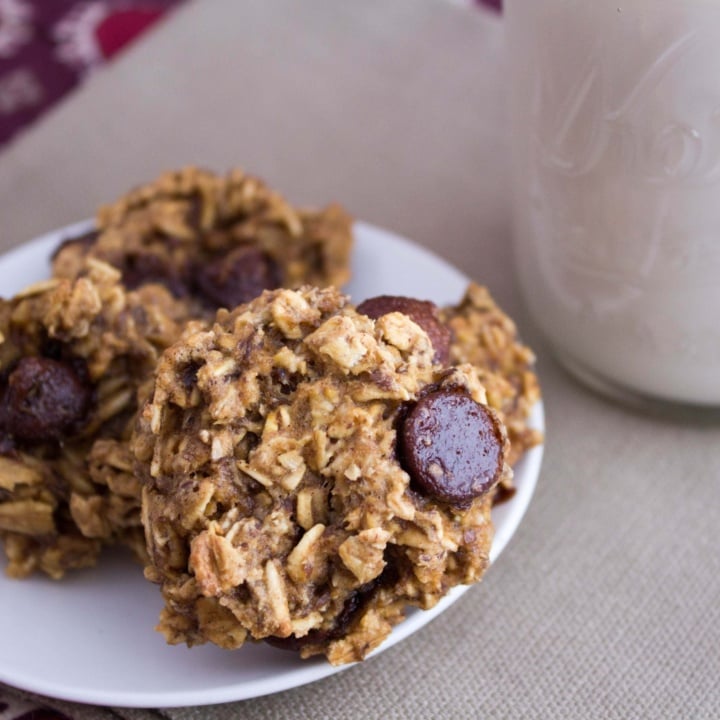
[506,0,720,404]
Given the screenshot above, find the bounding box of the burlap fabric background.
[0,1,718,717]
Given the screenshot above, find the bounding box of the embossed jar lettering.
[507,0,720,404]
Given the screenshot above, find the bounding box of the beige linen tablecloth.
[0,1,718,718]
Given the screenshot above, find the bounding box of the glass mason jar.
[506,0,720,407]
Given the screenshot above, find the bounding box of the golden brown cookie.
[52,167,353,316]
[0,260,184,578]
[356,286,542,501]
[134,286,510,664]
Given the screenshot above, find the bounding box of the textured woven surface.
[0,1,719,717]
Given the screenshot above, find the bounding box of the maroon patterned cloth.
[0,0,500,149]
[0,0,187,147]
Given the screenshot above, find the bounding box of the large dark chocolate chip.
[356,295,451,365]
[399,389,503,505]
[193,246,281,309]
[2,356,92,442]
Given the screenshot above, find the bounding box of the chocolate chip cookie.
[0,260,184,578]
[52,167,353,316]
[134,286,510,664]
[357,286,542,502]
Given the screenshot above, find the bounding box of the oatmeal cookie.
[134,286,510,664]
[52,167,353,315]
[356,288,542,503]
[0,260,184,579]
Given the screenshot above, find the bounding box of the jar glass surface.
[506,0,720,406]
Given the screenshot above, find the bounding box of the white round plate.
[0,221,544,708]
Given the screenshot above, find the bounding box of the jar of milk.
[506,0,720,406]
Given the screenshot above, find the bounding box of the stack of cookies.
[0,167,540,665]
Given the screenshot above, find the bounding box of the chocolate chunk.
[185,193,204,231]
[492,483,516,506]
[121,252,190,298]
[399,389,503,504]
[2,356,92,443]
[356,295,450,364]
[179,362,201,394]
[266,567,393,652]
[50,230,99,262]
[265,626,331,653]
[193,246,281,310]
